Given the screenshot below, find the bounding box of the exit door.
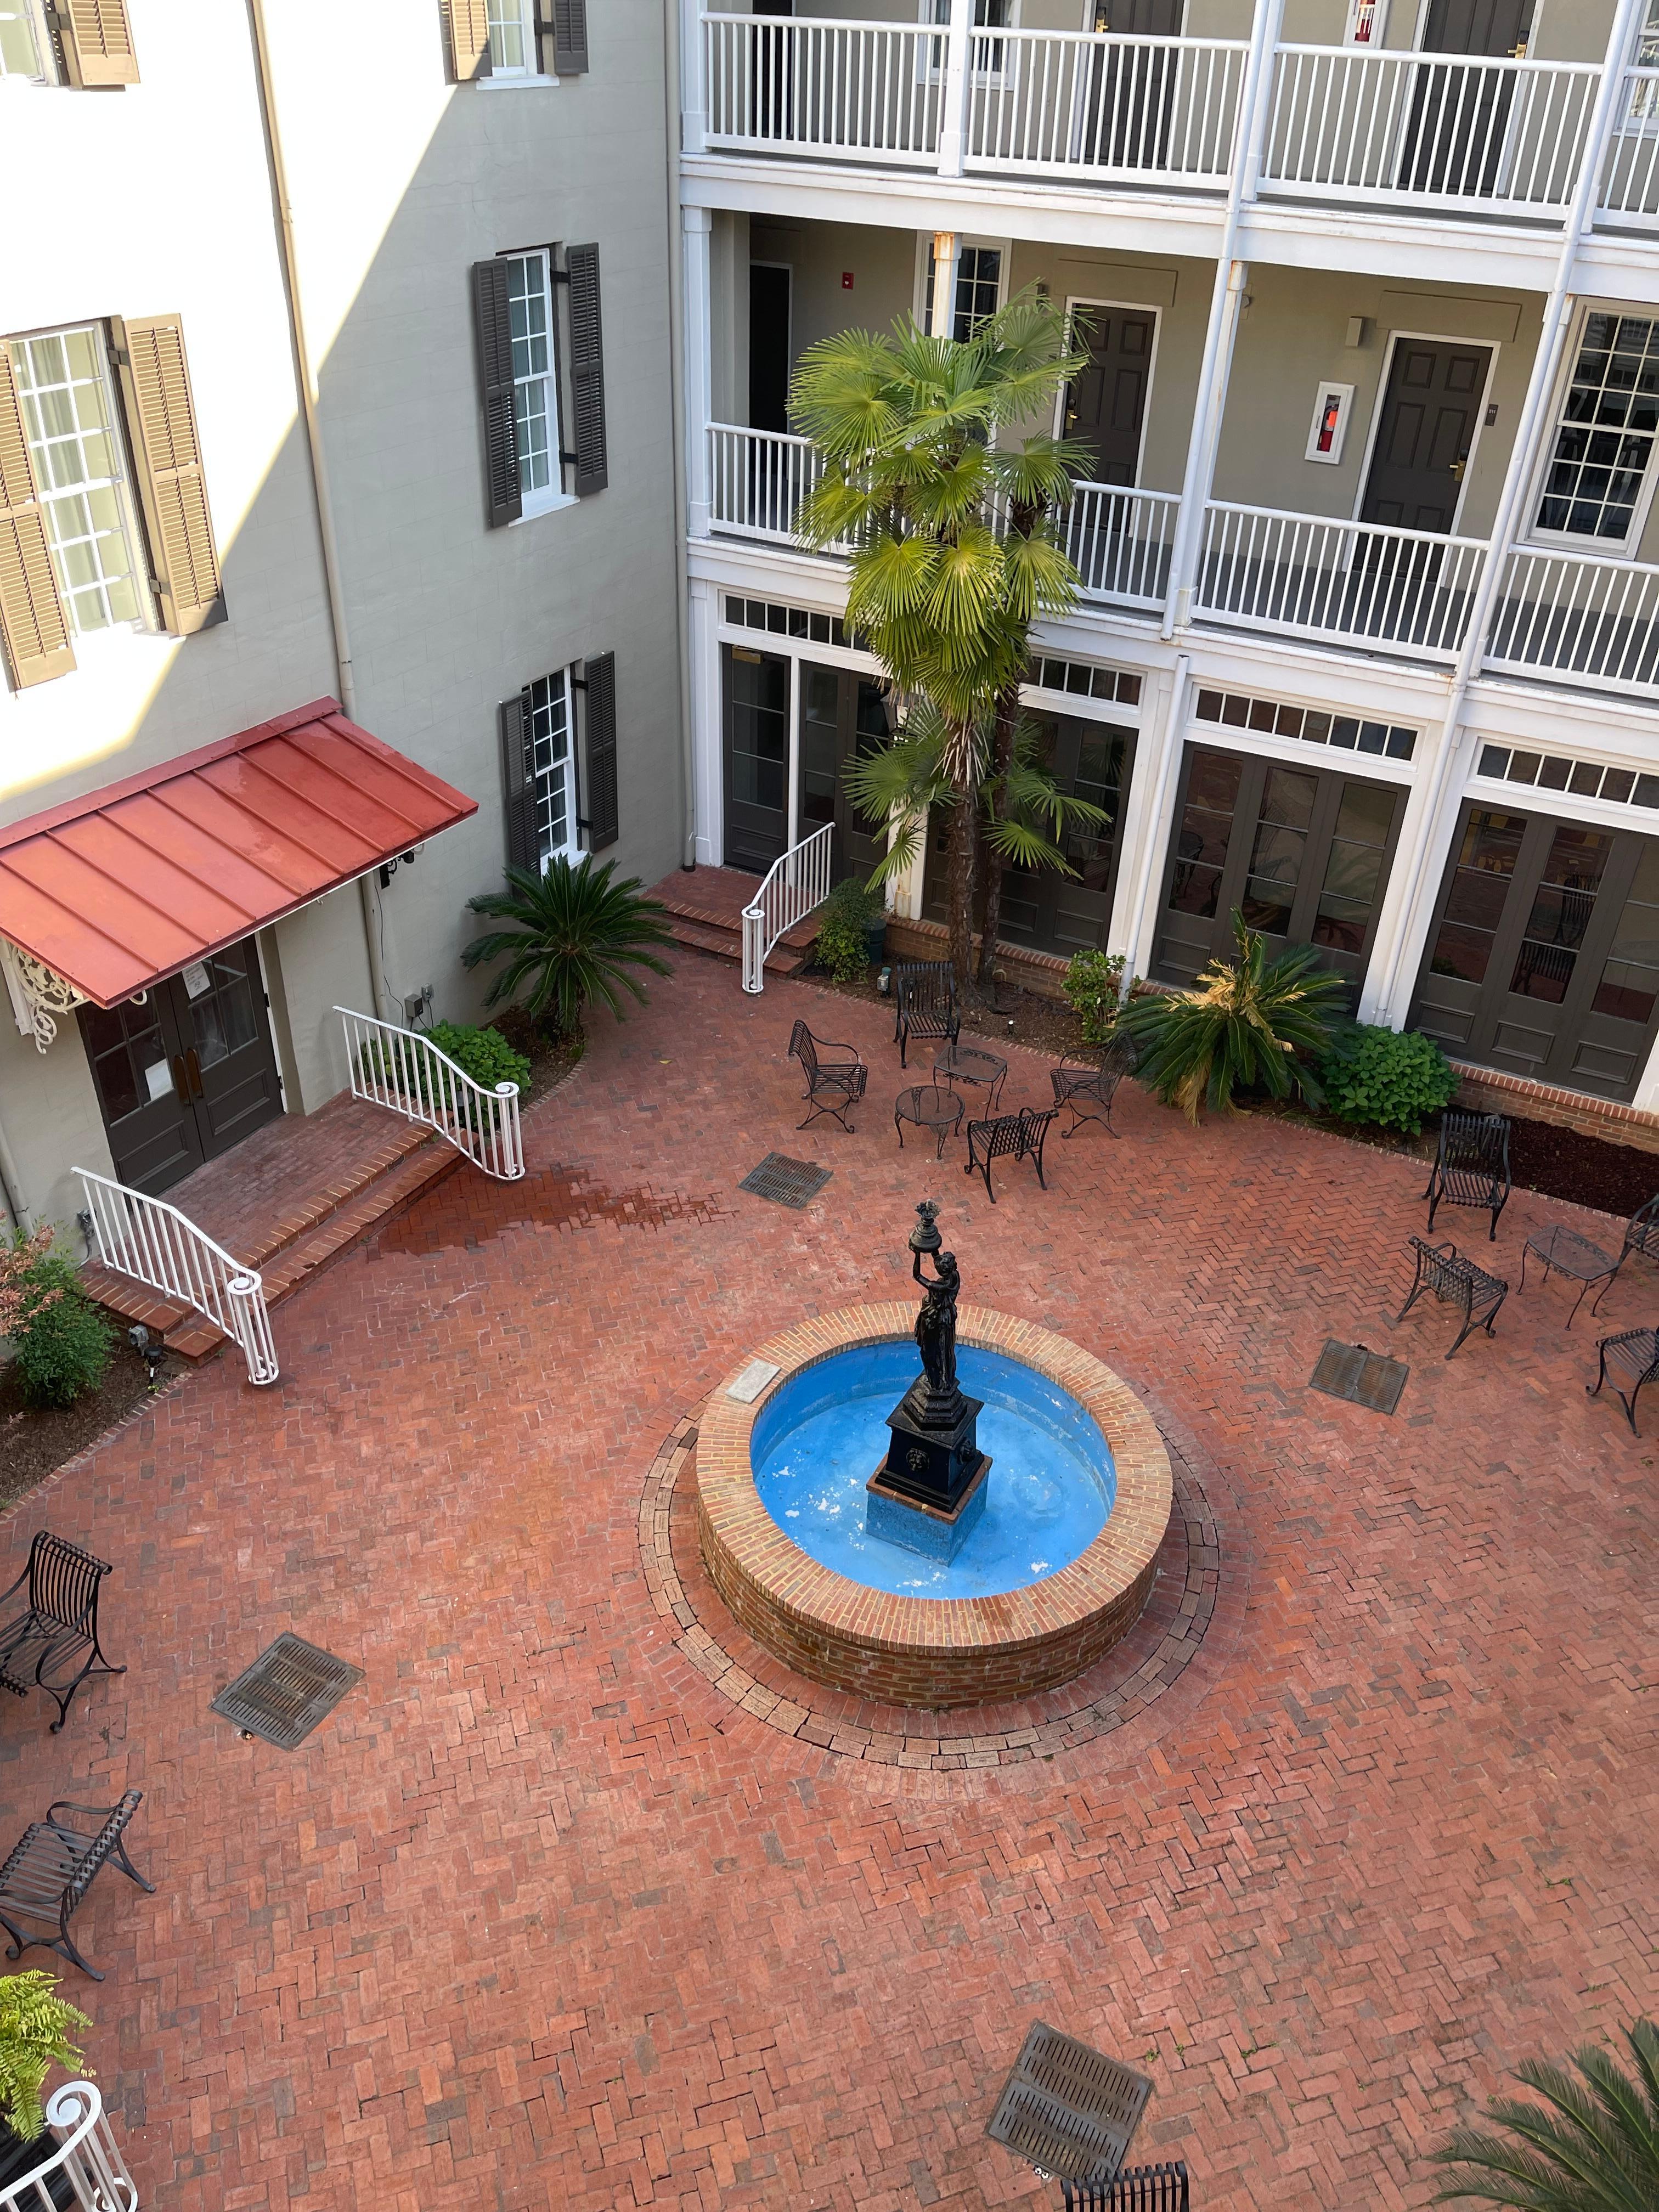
[1063,306,1156,485]
[78,937,283,1197]
[1361,338,1490,533]
[1399,0,1535,197]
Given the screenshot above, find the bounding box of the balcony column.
[683,206,714,539]
[936,0,975,179]
[680,0,707,153]
[688,579,724,867]
[1112,654,1190,985]
[928,230,959,339]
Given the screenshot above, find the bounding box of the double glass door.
[798,664,891,885]
[721,648,896,883]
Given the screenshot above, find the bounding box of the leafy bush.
[1118,912,1348,1122]
[463,857,674,1037]
[0,1971,91,2141]
[1063,949,1126,1045]
[814,877,884,985]
[1320,1022,1458,1135]
[424,1023,532,1097]
[0,1232,112,1410]
[1431,2016,1659,2211]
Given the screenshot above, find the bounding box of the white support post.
[786,652,802,846]
[683,207,714,539]
[937,0,974,178]
[689,579,724,866]
[681,0,707,153]
[929,229,959,337]
[1115,654,1190,986]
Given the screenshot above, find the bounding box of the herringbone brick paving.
[4,953,1654,2211]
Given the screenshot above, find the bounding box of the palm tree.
[1431,2019,1659,2212]
[462,856,674,1038]
[790,292,1087,992]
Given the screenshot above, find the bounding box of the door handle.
[1450,456,1467,482]
[184,1048,204,1099]
[170,1056,188,1102]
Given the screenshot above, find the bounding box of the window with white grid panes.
[0,0,45,77]
[528,671,577,864]
[505,252,558,506]
[487,0,534,74]
[924,245,1003,342]
[1533,314,1659,547]
[10,329,143,633]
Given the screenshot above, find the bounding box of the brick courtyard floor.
[4,952,1655,2212]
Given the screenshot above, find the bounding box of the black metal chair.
[787,1020,867,1133]
[0,1793,151,1980]
[1396,1236,1509,1358]
[1051,1034,1138,1139]
[1587,1326,1659,1434]
[893,961,960,1068]
[1064,2164,1189,2211]
[1424,1110,1511,1241]
[965,1107,1057,1203]
[1592,1191,1659,1316]
[0,1533,124,1733]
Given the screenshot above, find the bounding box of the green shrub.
[463,856,674,1037]
[1319,1021,1458,1135]
[813,877,884,986]
[1063,949,1126,1045]
[425,1022,532,1096]
[0,1971,91,2141]
[0,1235,112,1410]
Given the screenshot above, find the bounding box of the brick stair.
[653,872,818,979]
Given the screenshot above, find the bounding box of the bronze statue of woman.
[912,1240,961,1402]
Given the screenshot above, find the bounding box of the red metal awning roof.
[0,699,477,1008]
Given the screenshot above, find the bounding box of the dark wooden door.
[1361,340,1490,533]
[749,264,791,435]
[1401,0,1533,196]
[1421,0,1531,54]
[1063,308,1155,486]
[1153,745,1405,998]
[176,940,283,1160]
[753,0,793,138]
[1086,0,1184,168]
[797,663,891,886]
[1093,0,1183,32]
[723,642,790,874]
[1411,806,1659,1099]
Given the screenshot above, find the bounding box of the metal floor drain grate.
[211,1633,364,1749]
[739,1153,832,1209]
[1310,1339,1409,1415]
[986,2022,1152,2184]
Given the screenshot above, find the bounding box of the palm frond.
[463,856,673,1035]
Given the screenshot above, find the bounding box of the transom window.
[504,252,558,506]
[1533,313,1659,546]
[10,328,142,633]
[528,671,577,864]
[487,0,535,74]
[0,0,43,78]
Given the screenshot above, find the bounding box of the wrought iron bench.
[1051,1034,1138,1140]
[893,961,961,1068]
[1396,1236,1508,1358]
[1424,1110,1511,1241]
[965,1107,1057,1204]
[1064,2163,1190,2211]
[787,1020,867,1134]
[1587,1326,1659,1434]
[1592,1190,1659,1316]
[0,1793,152,1980]
[0,1533,124,1734]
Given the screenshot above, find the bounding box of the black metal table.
[933,1042,1007,1116]
[895,1085,964,1159]
[1521,1224,1619,1327]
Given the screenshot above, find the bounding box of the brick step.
[666,916,809,978]
[654,887,819,952]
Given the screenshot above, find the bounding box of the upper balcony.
[686,2,1659,274]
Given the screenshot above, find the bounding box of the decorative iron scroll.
[1,942,87,1052]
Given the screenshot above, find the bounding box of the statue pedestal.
[866,1451,991,1563]
[865,1376,991,1562]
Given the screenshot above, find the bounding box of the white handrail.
[964,27,1247,186]
[74,1167,278,1388]
[1484,544,1659,695]
[1197,501,1488,658]
[703,13,944,161]
[709,423,825,546]
[1063,482,1180,613]
[1,2082,137,2212]
[337,1008,524,1181]
[1598,65,1659,223]
[742,822,836,994]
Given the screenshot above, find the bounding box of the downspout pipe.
[1374,0,1645,1018]
[0,1100,31,1234]
[665,0,698,866]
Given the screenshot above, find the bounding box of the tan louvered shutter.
[57,0,139,85]
[109,315,224,635]
[439,0,493,80]
[0,348,75,690]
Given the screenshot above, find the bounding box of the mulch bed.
[0,1340,174,1514]
[489,1008,585,1102]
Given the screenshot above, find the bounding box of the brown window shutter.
[583,651,618,850]
[499,692,538,874]
[472,261,522,529]
[439,0,493,81]
[566,244,607,496]
[0,347,75,690]
[57,0,139,86]
[552,0,588,72]
[109,315,225,635]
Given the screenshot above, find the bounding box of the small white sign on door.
[145,1057,176,1103]
[180,961,211,1000]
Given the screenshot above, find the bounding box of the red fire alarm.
[841,270,854,289]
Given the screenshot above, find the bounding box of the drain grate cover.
[211,1633,364,1750]
[986,2022,1152,2184]
[739,1153,832,1209]
[1310,1339,1409,1415]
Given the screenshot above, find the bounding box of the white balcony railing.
[703,13,943,161]
[743,821,836,993]
[1062,483,1180,614]
[338,1008,524,1181]
[709,423,827,546]
[1261,45,1600,216]
[963,29,1246,185]
[1598,67,1659,224]
[1484,545,1659,696]
[2,2081,138,2212]
[75,1166,279,1387]
[1195,503,1488,659]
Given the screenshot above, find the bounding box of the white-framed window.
[503,251,562,514]
[922,0,1013,77]
[487,0,536,75]
[0,0,48,80]
[10,326,145,634]
[528,670,578,864]
[921,241,1005,341]
[1531,312,1659,552]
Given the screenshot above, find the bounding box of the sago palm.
[462,856,674,1038]
[1118,911,1348,1122]
[1431,2019,1659,2212]
[791,292,1088,990]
